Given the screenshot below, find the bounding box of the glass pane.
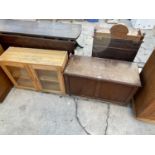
[7,66,34,88]
[36,69,58,82]
[41,81,60,91]
[17,79,34,88]
[7,66,30,80]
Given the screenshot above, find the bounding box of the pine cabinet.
[0,47,68,94]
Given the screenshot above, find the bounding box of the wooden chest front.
[64,56,141,105]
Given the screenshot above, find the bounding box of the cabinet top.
[95,24,144,41]
[0,20,82,40]
[64,56,141,86]
[0,47,68,68]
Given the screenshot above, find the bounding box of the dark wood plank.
[93,38,142,49]
[92,38,142,61]
[92,45,138,61]
[0,20,82,40]
[96,81,136,104]
[0,45,12,102]
[134,49,155,121]
[92,24,144,61]
[0,68,12,102]
[0,33,76,53]
[65,74,139,105]
[64,56,141,86]
[65,75,97,98]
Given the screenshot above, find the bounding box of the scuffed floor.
[0,19,155,135]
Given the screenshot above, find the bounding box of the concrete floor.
[1,19,155,135]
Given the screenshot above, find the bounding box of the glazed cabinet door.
[1,63,36,90]
[30,65,65,94]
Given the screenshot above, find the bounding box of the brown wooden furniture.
[134,49,155,122]
[0,68,12,102]
[0,44,12,102]
[0,19,82,55]
[64,56,141,105]
[0,47,68,94]
[92,24,144,61]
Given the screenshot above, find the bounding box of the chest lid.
[64,56,141,87]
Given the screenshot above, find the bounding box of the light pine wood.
[0,47,68,95]
[0,47,68,68]
[1,64,35,89]
[24,65,39,90]
[57,70,65,93]
[29,67,42,91]
[1,65,18,87]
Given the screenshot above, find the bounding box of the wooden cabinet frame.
[1,62,36,90]
[30,64,65,94]
[1,62,66,94]
[0,47,68,95]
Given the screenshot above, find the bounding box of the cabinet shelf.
[41,81,60,91]
[36,69,58,83]
[8,66,30,80]
[16,78,34,88]
[12,70,30,80]
[39,75,59,83]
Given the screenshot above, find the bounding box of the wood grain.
[0,19,82,40]
[0,68,12,102]
[93,24,144,61]
[0,44,12,102]
[0,47,68,95]
[1,65,18,87]
[0,47,68,68]
[64,56,141,86]
[64,56,141,105]
[134,49,155,121]
[95,24,144,41]
[110,24,129,39]
[0,33,76,54]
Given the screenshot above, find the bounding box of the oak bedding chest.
[0,47,68,94]
[134,49,155,122]
[0,19,82,55]
[92,24,144,61]
[64,56,141,105]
